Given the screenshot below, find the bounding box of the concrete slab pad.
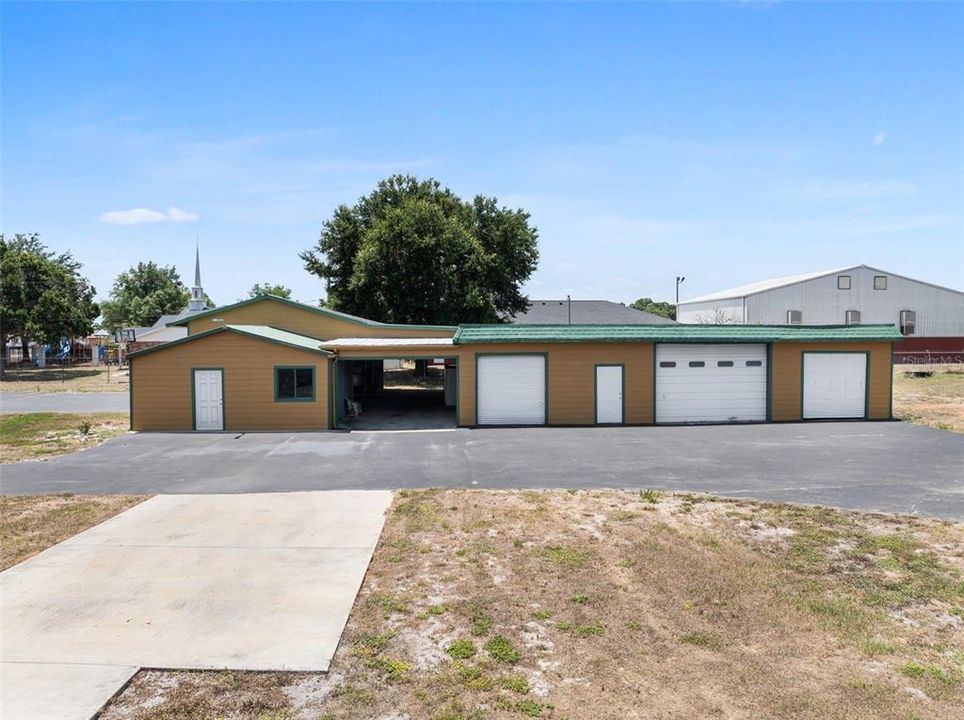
[0,662,137,720]
[1,491,392,717]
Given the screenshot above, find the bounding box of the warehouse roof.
[128,324,331,358]
[454,323,903,344]
[510,300,676,325]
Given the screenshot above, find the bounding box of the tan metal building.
[129,295,900,432]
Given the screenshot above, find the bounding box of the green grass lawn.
[0,412,129,463]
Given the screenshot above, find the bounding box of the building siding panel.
[131,332,329,431]
[770,341,892,421]
[457,343,655,426]
[185,302,454,340]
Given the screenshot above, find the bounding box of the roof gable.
[166,294,457,332]
[680,265,964,305]
[128,324,331,359]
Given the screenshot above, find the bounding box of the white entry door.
[476,355,546,425]
[656,344,767,423]
[595,365,623,424]
[193,369,224,430]
[803,353,867,419]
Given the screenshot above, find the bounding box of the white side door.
[194,369,224,430]
[656,344,767,423]
[803,353,867,419]
[476,355,546,425]
[595,365,623,424]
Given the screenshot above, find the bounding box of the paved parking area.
[2,422,961,520]
[0,491,392,720]
[0,391,129,414]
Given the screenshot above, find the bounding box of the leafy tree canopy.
[300,175,539,325]
[0,233,100,355]
[99,262,189,330]
[247,283,292,299]
[631,297,676,320]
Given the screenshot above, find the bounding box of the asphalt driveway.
[1,491,391,720]
[0,391,129,414]
[3,422,962,520]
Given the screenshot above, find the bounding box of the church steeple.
[188,243,207,311]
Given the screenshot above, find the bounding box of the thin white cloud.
[100,206,199,225]
[874,131,887,146]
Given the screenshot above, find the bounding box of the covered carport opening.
[322,339,458,430]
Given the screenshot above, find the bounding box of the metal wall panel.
[680,268,963,337]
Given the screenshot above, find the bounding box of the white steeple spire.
[188,241,207,311]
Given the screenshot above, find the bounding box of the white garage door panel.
[803,353,867,419]
[656,344,766,423]
[477,355,546,425]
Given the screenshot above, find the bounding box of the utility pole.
[676,276,686,305]
[567,295,571,325]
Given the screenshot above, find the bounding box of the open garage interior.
[335,357,457,430]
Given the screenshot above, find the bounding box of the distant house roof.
[152,308,206,327]
[510,300,676,325]
[320,337,454,348]
[679,264,964,305]
[455,323,902,345]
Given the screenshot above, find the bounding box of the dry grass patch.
[0,494,148,570]
[104,490,964,719]
[0,365,128,393]
[893,367,964,432]
[0,412,128,463]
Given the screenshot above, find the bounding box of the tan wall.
[770,341,893,421]
[185,300,454,340]
[131,332,329,431]
[457,343,655,426]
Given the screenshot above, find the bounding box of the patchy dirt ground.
[894,367,964,433]
[0,494,147,570]
[0,365,128,393]
[0,412,129,463]
[103,490,964,720]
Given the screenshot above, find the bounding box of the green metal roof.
[127,325,330,359]
[166,294,457,332]
[453,323,902,344]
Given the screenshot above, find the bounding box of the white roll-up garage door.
[476,355,547,425]
[802,353,867,419]
[656,344,767,423]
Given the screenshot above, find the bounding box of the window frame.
[786,309,803,325]
[274,365,316,402]
[845,310,861,325]
[899,309,916,336]
[837,275,851,290]
[873,275,887,290]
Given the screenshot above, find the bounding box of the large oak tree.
[301,175,539,325]
[99,262,190,331]
[0,234,99,363]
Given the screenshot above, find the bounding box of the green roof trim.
[127,325,331,359]
[453,323,902,344]
[166,294,457,332]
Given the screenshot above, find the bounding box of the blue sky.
[3,2,962,308]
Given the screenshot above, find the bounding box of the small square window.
[874,275,887,290]
[787,310,802,325]
[845,310,861,325]
[837,275,851,290]
[900,310,916,336]
[275,366,315,401]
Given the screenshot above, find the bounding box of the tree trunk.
[21,336,30,364]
